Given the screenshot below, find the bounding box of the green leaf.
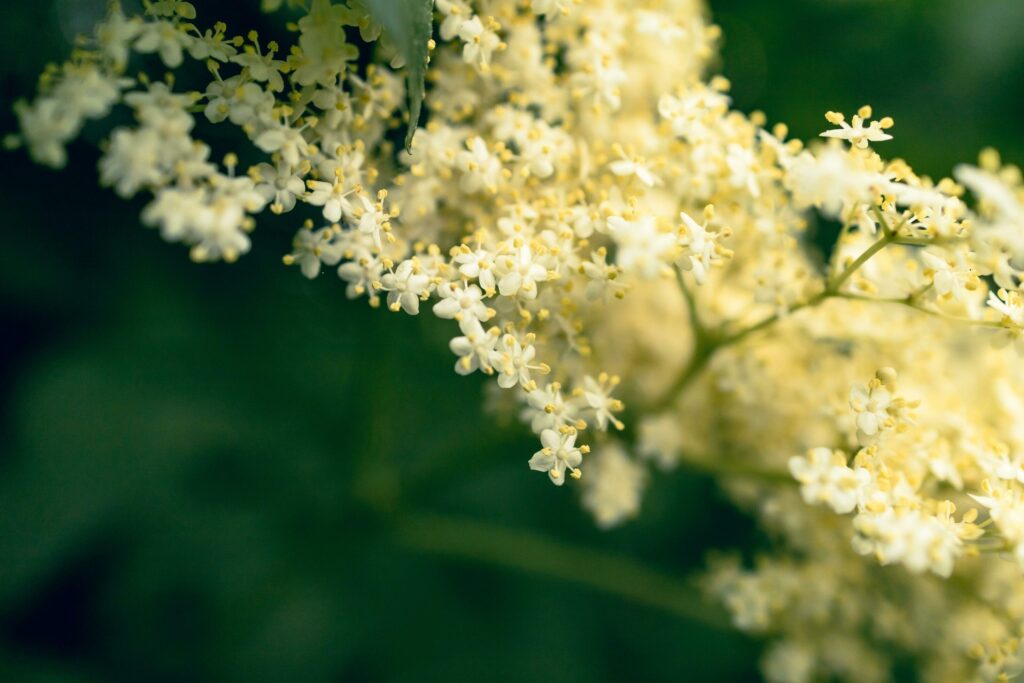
[364,0,434,150]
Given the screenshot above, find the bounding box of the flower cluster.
[13,0,1024,680]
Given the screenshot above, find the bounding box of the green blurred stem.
[394,512,732,630]
[675,453,793,484]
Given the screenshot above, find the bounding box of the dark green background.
[0,1,1021,681]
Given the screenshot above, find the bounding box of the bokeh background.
[1,1,1022,680]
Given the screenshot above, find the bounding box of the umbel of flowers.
[12,0,1024,680]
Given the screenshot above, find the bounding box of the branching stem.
[651,216,996,412]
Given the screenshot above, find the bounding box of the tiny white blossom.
[493,333,549,390]
[607,215,675,279]
[789,447,868,515]
[306,174,359,224]
[454,247,497,294]
[284,226,343,279]
[608,149,661,187]
[457,16,503,72]
[820,107,894,149]
[449,318,500,376]
[677,207,731,285]
[455,136,502,194]
[378,259,432,314]
[525,382,580,433]
[432,282,493,323]
[134,21,189,68]
[848,368,914,445]
[497,246,548,299]
[251,162,306,214]
[576,373,624,431]
[528,428,584,485]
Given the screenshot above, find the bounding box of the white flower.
[657,87,730,142]
[607,215,675,279]
[955,164,1024,224]
[448,318,500,376]
[457,16,503,72]
[568,48,625,111]
[96,5,142,68]
[378,259,432,314]
[851,504,979,578]
[784,146,878,216]
[134,20,189,68]
[453,247,497,294]
[525,382,579,433]
[436,0,472,41]
[203,76,238,124]
[609,150,661,187]
[305,174,358,224]
[497,246,548,299]
[576,373,624,431]
[253,123,307,168]
[678,208,731,285]
[284,226,343,279]
[52,65,124,120]
[971,482,1024,545]
[726,143,761,198]
[528,428,584,485]
[581,442,646,527]
[788,447,868,515]
[580,248,626,301]
[225,82,275,127]
[432,282,493,323]
[231,46,287,92]
[188,25,238,62]
[100,127,167,197]
[251,162,306,214]
[336,239,384,304]
[820,108,893,149]
[140,182,255,263]
[141,186,204,243]
[988,287,1024,350]
[988,286,1024,324]
[354,194,393,249]
[13,98,73,168]
[289,0,358,86]
[455,137,502,194]
[493,333,549,390]
[921,248,980,301]
[848,368,913,445]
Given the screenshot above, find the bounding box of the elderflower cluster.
[13,0,1024,680]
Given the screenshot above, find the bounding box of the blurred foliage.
[0,1,1022,681]
[363,0,433,147]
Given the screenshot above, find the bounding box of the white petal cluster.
[16,1,1024,680]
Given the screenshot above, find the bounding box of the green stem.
[648,227,901,411]
[677,266,705,336]
[834,291,1003,327]
[647,334,717,412]
[649,217,1001,417]
[394,512,732,630]
[718,290,827,348]
[826,229,897,293]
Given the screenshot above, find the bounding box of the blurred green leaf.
[364,0,433,149]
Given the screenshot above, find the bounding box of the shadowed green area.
[0,1,1021,681]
